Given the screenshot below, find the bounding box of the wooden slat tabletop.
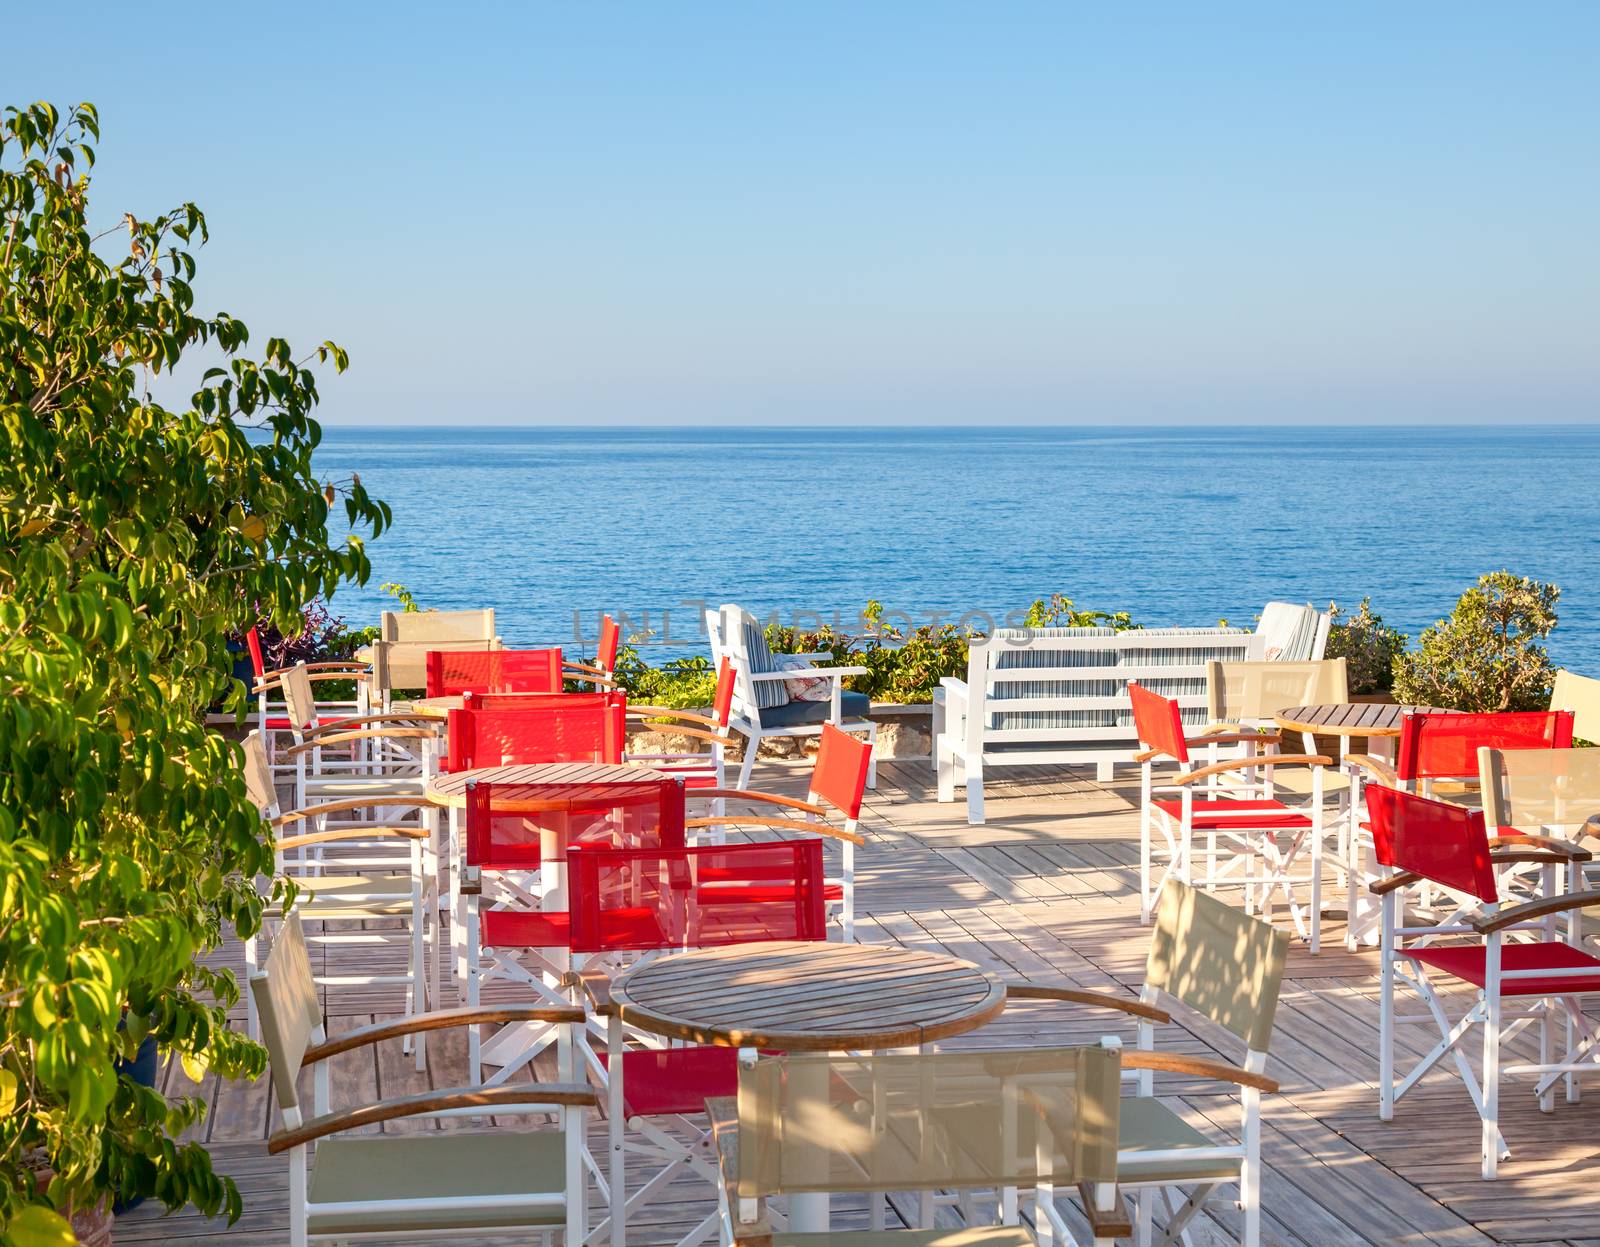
[424,761,654,807]
[1275,702,1454,738]
[610,940,1006,1051]
[392,695,462,720]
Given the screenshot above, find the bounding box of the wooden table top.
[424,761,654,808]
[1275,702,1454,738]
[610,940,1007,1051]
[394,695,462,720]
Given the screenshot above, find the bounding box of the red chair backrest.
[1394,711,1573,782]
[245,626,267,679]
[713,656,736,728]
[811,723,871,820]
[445,699,627,771]
[462,691,618,711]
[1365,784,1497,903]
[1129,681,1188,763]
[598,615,620,674]
[566,839,826,952]
[465,778,685,871]
[426,647,564,698]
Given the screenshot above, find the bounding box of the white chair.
[250,912,594,1246]
[705,603,877,791]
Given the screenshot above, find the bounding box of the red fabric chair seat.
[261,715,296,730]
[598,1046,739,1117]
[1152,798,1312,829]
[1408,942,1600,996]
[695,881,844,903]
[480,907,665,949]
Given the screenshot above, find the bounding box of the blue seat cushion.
[758,690,870,729]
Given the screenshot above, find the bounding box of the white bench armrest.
[748,666,870,681]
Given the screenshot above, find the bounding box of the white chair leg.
[966,759,985,824]
[736,734,759,790]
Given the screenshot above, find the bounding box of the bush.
[0,101,387,1237]
[763,601,974,705]
[1392,572,1559,712]
[1325,598,1407,695]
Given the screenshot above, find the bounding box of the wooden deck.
[116,758,1600,1246]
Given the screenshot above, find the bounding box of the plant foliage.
[0,101,387,1240]
[1324,597,1408,695]
[1391,572,1559,712]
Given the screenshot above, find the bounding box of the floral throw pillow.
[774,655,832,702]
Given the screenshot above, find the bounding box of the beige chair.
[372,607,501,709]
[1551,669,1600,744]
[1480,744,1600,904]
[1007,878,1289,1247]
[711,1043,1128,1247]
[239,732,439,1068]
[251,913,593,1246]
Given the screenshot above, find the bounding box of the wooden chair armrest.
[1344,753,1398,785]
[284,727,437,757]
[1133,748,1165,763]
[267,1081,596,1154]
[1120,1050,1279,1093]
[1471,890,1600,934]
[629,706,721,728]
[627,725,737,748]
[565,671,621,688]
[685,815,865,846]
[301,1005,585,1066]
[706,1096,773,1247]
[1171,754,1331,785]
[1079,1184,1134,1241]
[256,661,370,680]
[1189,731,1283,749]
[1004,983,1171,1024]
[302,671,374,685]
[273,796,434,825]
[1488,832,1592,862]
[276,826,428,851]
[693,789,829,818]
[300,712,434,738]
[575,968,613,1014]
[564,660,607,675]
[1368,870,1422,896]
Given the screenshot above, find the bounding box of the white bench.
[935,626,1271,824]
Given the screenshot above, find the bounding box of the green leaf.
[0,1068,17,1114]
[5,1205,77,1247]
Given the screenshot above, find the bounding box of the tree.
[1391,572,1559,712]
[1324,597,1407,695]
[0,101,388,1241]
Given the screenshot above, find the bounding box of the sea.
[310,425,1600,673]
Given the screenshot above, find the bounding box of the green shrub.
[1392,572,1559,711]
[1325,598,1408,695]
[0,102,387,1236]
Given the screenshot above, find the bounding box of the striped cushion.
[742,619,790,710]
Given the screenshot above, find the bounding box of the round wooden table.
[394,695,462,721]
[1274,702,1452,739]
[609,940,1007,1052]
[424,761,652,808]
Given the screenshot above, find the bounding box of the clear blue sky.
[13,3,1600,425]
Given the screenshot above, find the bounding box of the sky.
[10,2,1600,425]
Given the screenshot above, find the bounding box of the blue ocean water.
[312,426,1600,672]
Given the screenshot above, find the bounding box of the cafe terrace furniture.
[1131,682,1330,951]
[712,1043,1128,1247]
[444,696,628,771]
[1366,784,1600,1179]
[567,840,829,1247]
[705,603,877,792]
[250,913,594,1247]
[1340,710,1573,949]
[238,732,438,1067]
[428,760,648,984]
[936,604,1328,823]
[1004,878,1289,1247]
[459,775,689,1084]
[245,626,370,775]
[626,656,740,793]
[1480,743,1600,870]
[685,722,872,940]
[566,613,623,687]
[1550,668,1600,744]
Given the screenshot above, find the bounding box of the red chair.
[461,777,687,1083]
[425,646,565,697]
[685,721,871,938]
[1344,710,1575,948]
[444,696,628,771]
[567,613,622,688]
[1367,784,1599,1178]
[570,839,826,1247]
[1130,681,1331,949]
